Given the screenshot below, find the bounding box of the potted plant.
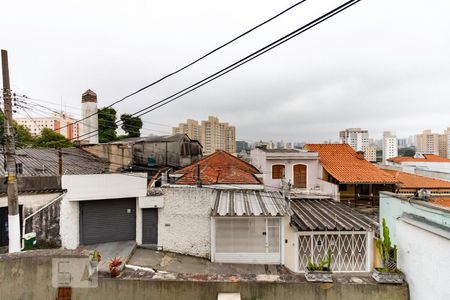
[305,249,333,283]
[89,249,102,266]
[108,257,123,278]
[88,249,101,278]
[372,219,404,284]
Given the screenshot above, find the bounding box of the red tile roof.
[382,168,450,189]
[430,198,450,208]
[174,150,262,185]
[305,144,398,184]
[388,154,450,163]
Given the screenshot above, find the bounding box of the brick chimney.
[81,89,99,144]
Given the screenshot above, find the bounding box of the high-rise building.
[439,127,450,159]
[407,135,415,147]
[276,140,285,149]
[16,112,80,140]
[365,145,377,162]
[172,119,201,141]
[415,130,440,155]
[415,128,450,158]
[382,131,398,164]
[397,138,407,148]
[236,141,249,153]
[339,128,369,152]
[172,116,236,155]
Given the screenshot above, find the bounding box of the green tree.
[14,123,35,148]
[34,128,73,148]
[120,113,142,138]
[0,113,35,148]
[398,147,416,157]
[98,107,118,142]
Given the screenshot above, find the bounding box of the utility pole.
[1,49,20,253]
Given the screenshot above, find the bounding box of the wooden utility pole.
[1,49,20,253]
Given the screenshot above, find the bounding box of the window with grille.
[272,164,285,179]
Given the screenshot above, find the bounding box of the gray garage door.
[142,208,158,245]
[80,198,136,245]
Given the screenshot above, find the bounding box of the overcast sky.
[2,0,449,142]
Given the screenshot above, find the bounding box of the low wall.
[0,250,409,300]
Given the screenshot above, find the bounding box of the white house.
[387,153,450,174]
[60,173,149,249]
[250,147,337,197]
[380,192,450,300]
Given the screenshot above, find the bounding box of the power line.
[76,0,361,141]
[14,98,172,135]
[53,0,310,133]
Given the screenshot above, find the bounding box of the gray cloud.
[2,0,449,143]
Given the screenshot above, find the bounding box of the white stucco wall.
[415,168,450,182]
[62,173,147,201]
[396,219,450,300]
[136,198,143,245]
[393,161,450,174]
[60,200,79,249]
[250,148,321,192]
[60,173,148,249]
[380,192,450,244]
[158,188,214,258]
[284,219,298,272]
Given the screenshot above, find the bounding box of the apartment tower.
[339,128,369,152]
[382,131,398,164]
[173,116,236,155]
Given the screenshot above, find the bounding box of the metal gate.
[142,208,158,245]
[80,198,136,245]
[298,231,370,272]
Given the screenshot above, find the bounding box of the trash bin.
[23,232,37,250]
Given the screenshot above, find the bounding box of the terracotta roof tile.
[382,169,450,189]
[388,154,450,163]
[430,198,450,208]
[174,150,261,185]
[305,144,398,184]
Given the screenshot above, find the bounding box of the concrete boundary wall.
[0,250,408,300]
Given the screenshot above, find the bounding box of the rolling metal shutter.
[142,208,158,245]
[80,198,136,245]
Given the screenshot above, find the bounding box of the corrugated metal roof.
[290,199,378,231]
[212,190,288,217]
[0,148,109,177]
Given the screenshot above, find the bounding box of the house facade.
[250,148,337,197]
[305,144,398,205]
[60,173,149,249]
